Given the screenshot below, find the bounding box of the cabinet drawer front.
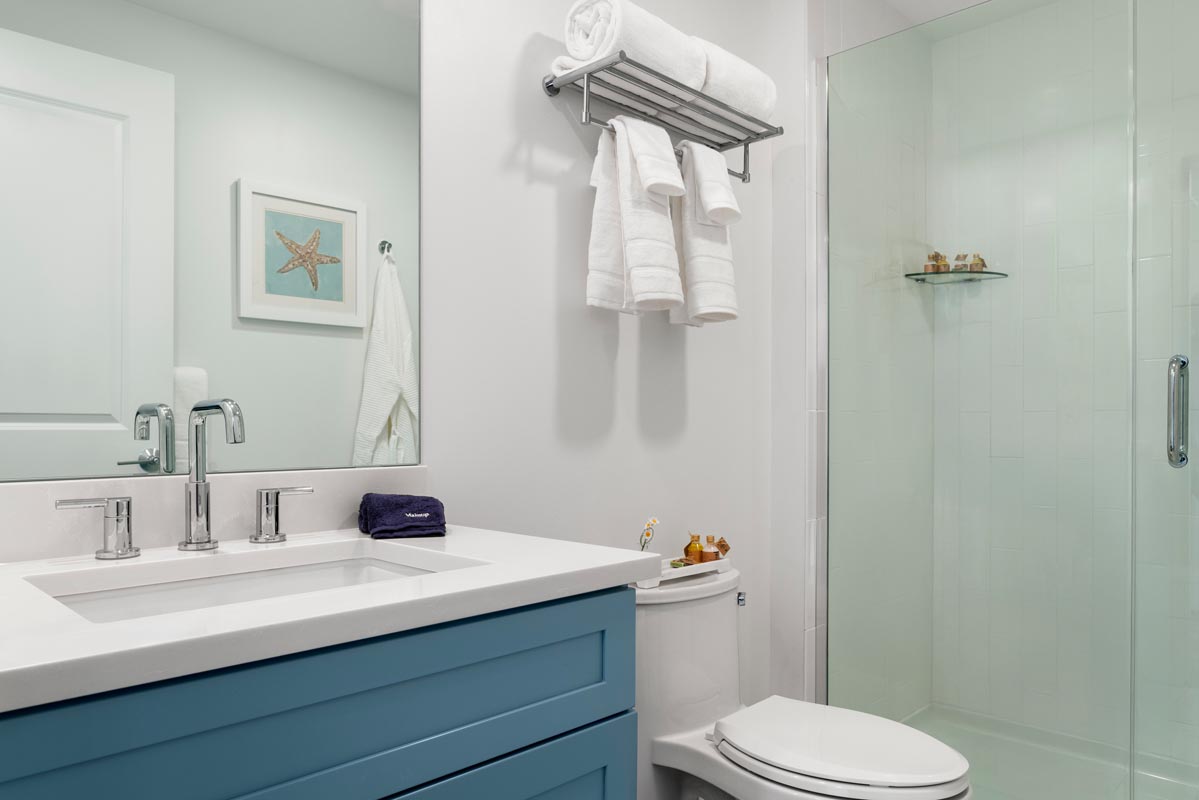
[0,588,634,800]
[395,712,636,800]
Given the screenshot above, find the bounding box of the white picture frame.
[237,179,368,328]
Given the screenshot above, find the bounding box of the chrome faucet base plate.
[178,540,219,552]
[249,534,287,545]
[96,547,140,560]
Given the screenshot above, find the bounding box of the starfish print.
[274,228,341,291]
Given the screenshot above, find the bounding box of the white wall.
[0,0,420,473]
[421,0,806,705]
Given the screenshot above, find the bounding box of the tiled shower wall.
[926,0,1133,747]
[827,25,937,723]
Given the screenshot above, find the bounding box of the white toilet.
[635,567,971,800]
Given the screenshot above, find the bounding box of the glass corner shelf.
[904,271,1008,285]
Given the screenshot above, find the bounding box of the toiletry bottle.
[702,536,719,563]
[684,533,703,564]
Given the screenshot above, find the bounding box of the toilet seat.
[710,697,970,800]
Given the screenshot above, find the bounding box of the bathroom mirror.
[0,0,420,481]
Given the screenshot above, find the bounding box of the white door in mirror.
[0,28,174,481]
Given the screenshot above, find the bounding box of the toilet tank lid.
[634,568,740,605]
[713,696,969,788]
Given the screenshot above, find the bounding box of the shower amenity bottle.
[702,536,720,562]
[684,533,703,563]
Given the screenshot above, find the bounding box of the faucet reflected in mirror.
[119,403,176,474]
[181,399,245,552]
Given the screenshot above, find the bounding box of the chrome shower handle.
[1168,355,1189,468]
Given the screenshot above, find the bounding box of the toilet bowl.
[635,567,970,800]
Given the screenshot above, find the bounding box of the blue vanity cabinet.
[0,588,636,800]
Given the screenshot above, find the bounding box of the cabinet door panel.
[395,712,636,800]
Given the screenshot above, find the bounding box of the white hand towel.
[353,253,419,466]
[694,38,778,123]
[173,366,208,473]
[688,143,742,225]
[610,116,685,311]
[670,141,739,325]
[551,0,706,94]
[586,131,631,312]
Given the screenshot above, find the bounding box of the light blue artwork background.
[264,210,344,302]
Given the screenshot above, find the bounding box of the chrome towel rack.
[542,51,783,184]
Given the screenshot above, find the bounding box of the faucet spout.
[181,399,245,552]
[187,399,245,483]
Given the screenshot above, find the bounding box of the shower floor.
[906,707,1132,800]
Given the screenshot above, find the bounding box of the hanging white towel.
[610,116,685,311]
[586,130,630,312]
[670,141,739,326]
[352,252,419,466]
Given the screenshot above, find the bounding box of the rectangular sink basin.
[25,539,486,624]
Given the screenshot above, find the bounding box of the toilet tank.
[635,567,742,737]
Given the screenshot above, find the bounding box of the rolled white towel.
[551,0,706,94]
[694,38,777,123]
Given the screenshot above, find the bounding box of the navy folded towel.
[358,494,447,539]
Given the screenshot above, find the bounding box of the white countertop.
[0,526,660,713]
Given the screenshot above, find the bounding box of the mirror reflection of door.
[0,28,174,481]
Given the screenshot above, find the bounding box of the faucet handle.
[252,487,314,544]
[55,497,138,560]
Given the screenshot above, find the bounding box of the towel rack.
[542,51,783,183]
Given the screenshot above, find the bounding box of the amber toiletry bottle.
[702,536,720,563]
[684,534,703,563]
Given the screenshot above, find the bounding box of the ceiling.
[882,0,990,26]
[128,0,419,95]
[885,0,1057,38]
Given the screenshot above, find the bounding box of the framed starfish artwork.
[237,179,367,327]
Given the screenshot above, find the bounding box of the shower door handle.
[1168,355,1189,468]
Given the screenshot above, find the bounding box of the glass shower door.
[1132,1,1199,796]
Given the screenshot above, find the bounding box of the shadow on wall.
[508,33,688,447]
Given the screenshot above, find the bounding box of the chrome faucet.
[119,403,176,474]
[180,399,245,552]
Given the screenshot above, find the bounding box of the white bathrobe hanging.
[352,252,419,465]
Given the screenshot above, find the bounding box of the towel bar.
[543,51,783,183]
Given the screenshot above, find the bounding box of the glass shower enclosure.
[827,1,1199,797]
